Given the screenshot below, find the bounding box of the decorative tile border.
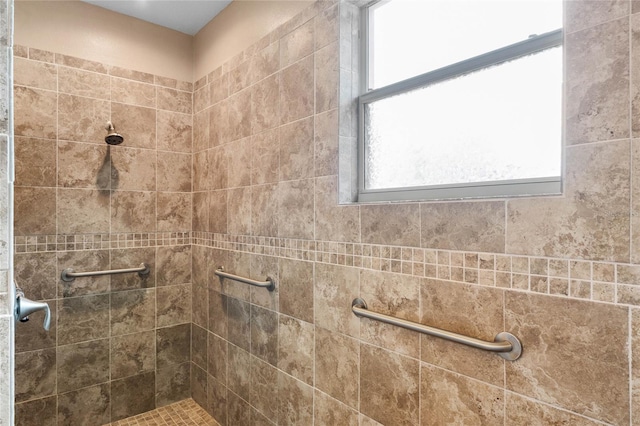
[191,232,640,308]
[14,232,190,253]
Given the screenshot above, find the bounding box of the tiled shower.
[6,0,640,425]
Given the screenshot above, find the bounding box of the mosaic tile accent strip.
[14,232,191,253]
[191,232,640,307]
[104,399,218,426]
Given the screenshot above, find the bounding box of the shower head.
[105,121,124,145]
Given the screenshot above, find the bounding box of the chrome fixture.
[61,263,150,282]
[214,267,276,291]
[351,298,522,361]
[105,121,124,145]
[15,282,51,331]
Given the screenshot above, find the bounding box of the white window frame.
[357,0,564,203]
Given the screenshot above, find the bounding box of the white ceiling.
[82,0,233,36]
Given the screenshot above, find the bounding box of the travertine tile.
[360,344,419,426]
[315,3,339,50]
[156,362,191,407]
[507,141,631,262]
[505,392,603,425]
[208,190,228,234]
[278,258,314,323]
[280,116,314,181]
[251,73,280,135]
[58,383,110,426]
[57,141,110,189]
[251,128,280,185]
[58,66,110,99]
[157,151,191,192]
[110,371,155,421]
[14,86,57,139]
[227,187,251,235]
[277,178,314,239]
[110,190,156,233]
[421,364,503,426]
[57,188,110,234]
[56,339,109,393]
[249,41,280,85]
[315,175,360,242]
[191,324,207,370]
[209,101,228,148]
[250,305,278,365]
[110,247,155,291]
[14,137,56,187]
[15,300,57,352]
[111,77,156,108]
[110,288,156,336]
[250,355,279,422]
[13,57,57,90]
[110,103,157,150]
[314,390,358,426]
[315,41,339,114]
[315,326,359,409]
[15,348,56,402]
[156,245,191,287]
[193,109,210,153]
[280,19,314,68]
[360,269,420,358]
[207,332,227,386]
[58,94,110,144]
[227,137,252,188]
[566,0,629,34]
[227,297,251,352]
[314,263,359,337]
[157,87,192,114]
[15,397,57,426]
[568,18,629,143]
[251,183,279,237]
[361,203,421,247]
[227,88,252,142]
[14,252,57,300]
[421,279,505,386]
[420,201,505,252]
[110,330,155,380]
[277,371,314,425]
[157,284,191,327]
[505,292,629,424]
[157,110,192,153]
[57,293,109,345]
[110,146,157,191]
[228,344,251,401]
[208,290,228,339]
[55,54,109,74]
[278,314,314,385]
[156,323,191,369]
[280,55,314,124]
[207,145,229,190]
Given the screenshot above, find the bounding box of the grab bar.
[351,298,522,361]
[61,263,150,282]
[214,267,275,291]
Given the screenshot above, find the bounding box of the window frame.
[357,1,564,203]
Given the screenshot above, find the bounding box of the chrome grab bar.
[351,298,522,361]
[214,267,275,291]
[61,263,150,282]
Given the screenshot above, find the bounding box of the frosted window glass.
[370,0,562,89]
[364,47,562,190]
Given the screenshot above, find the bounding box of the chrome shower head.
[105,121,124,145]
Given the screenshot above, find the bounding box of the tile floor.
[104,399,218,426]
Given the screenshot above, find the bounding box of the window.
[359,0,563,202]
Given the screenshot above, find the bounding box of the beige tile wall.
[0,0,13,424]
[189,1,640,425]
[11,47,195,425]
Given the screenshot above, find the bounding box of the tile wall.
[0,0,13,424]
[11,46,194,424]
[188,1,640,425]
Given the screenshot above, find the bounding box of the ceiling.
[82,0,233,35]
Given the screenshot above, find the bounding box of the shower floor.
[104,399,218,426]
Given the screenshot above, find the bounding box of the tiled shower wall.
[11,47,195,424]
[0,0,13,424]
[189,1,640,425]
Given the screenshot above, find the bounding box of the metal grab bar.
[351,298,522,361]
[61,263,150,282]
[214,267,275,291]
